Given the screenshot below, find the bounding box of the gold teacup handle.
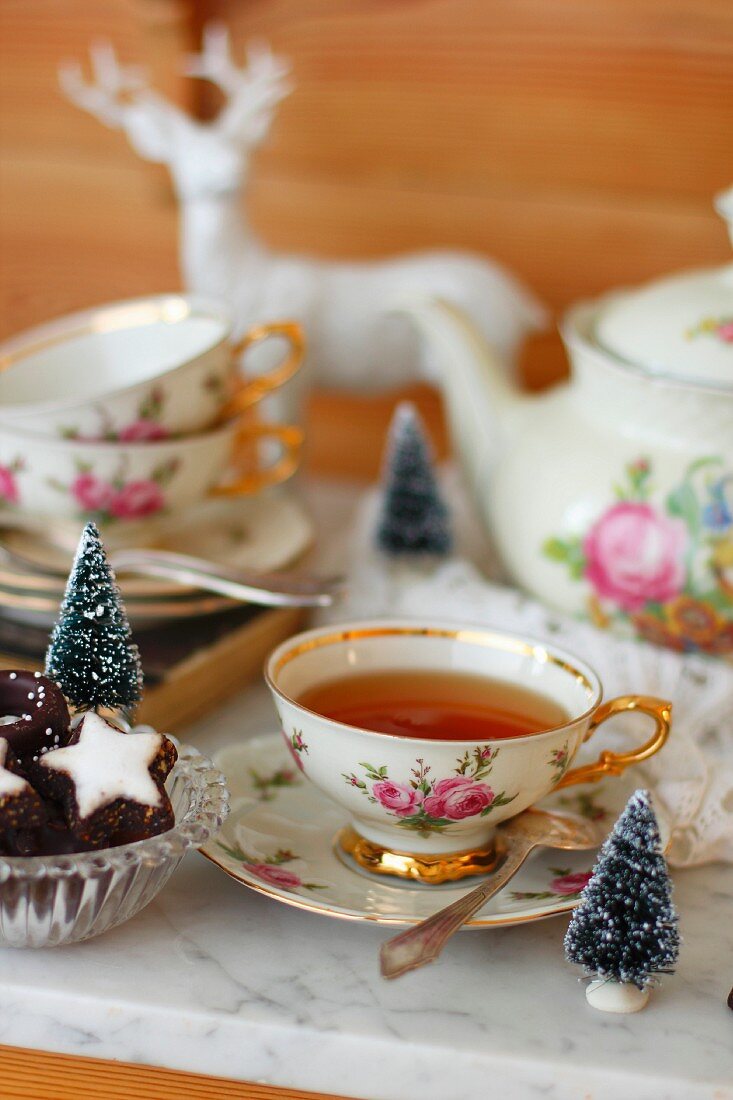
[554,695,672,789]
[211,423,303,497]
[224,322,305,414]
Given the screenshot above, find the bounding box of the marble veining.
[0,683,730,1100]
[1,482,732,1099]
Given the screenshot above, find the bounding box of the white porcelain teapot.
[403,191,733,656]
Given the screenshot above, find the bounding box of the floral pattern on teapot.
[687,315,733,344]
[544,456,733,655]
[0,458,24,507]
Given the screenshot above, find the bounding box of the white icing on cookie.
[0,737,31,798]
[40,712,163,819]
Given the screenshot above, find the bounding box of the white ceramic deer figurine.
[60,26,543,414]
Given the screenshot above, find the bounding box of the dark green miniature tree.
[376,402,451,556]
[564,789,679,990]
[45,522,143,712]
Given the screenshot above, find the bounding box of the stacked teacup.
[0,294,304,546]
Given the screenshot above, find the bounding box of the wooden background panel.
[0,0,186,335]
[1,0,732,478]
[206,0,733,302]
[210,0,733,200]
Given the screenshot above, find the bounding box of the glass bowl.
[0,737,229,948]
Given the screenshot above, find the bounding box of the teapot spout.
[399,297,528,498]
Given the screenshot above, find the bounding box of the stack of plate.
[0,493,313,630]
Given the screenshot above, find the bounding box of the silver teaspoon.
[380,808,602,980]
[110,548,346,608]
[0,518,345,608]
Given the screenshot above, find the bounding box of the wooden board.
[0,604,305,731]
[0,1043,347,1100]
[1,0,732,478]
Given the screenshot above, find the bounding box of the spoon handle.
[110,549,345,608]
[379,837,534,980]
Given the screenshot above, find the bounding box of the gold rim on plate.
[199,846,583,929]
[200,735,670,930]
[0,495,314,600]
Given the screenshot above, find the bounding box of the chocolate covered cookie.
[0,807,87,857]
[0,670,71,763]
[36,712,177,849]
[0,737,46,835]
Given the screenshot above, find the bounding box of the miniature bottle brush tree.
[376,402,451,557]
[45,521,143,715]
[564,789,679,1013]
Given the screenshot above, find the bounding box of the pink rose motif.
[244,862,302,890]
[550,871,592,895]
[717,322,733,342]
[282,730,308,772]
[118,419,169,442]
[0,466,19,504]
[423,776,495,821]
[71,472,115,513]
[289,745,305,772]
[109,479,165,519]
[583,501,687,612]
[372,780,424,816]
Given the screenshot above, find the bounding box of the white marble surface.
[2,478,732,1099]
[0,682,732,1100]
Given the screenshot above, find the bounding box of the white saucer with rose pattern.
[200,734,670,929]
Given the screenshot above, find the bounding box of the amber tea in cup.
[298,669,569,741]
[267,620,671,880]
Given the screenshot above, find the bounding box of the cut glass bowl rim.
[0,734,229,882]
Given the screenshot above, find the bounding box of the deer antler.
[182,23,242,96]
[59,42,193,165]
[183,24,292,144]
[58,41,147,129]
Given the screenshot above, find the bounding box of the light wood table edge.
[0,1043,352,1100]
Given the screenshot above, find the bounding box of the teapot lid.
[594,189,733,388]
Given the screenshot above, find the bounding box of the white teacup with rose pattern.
[266,621,671,881]
[0,414,301,540]
[0,295,303,440]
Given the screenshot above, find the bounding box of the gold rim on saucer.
[337,826,505,884]
[0,494,314,600]
[0,494,314,631]
[201,734,673,929]
[0,583,234,620]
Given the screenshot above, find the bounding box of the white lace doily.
[317,472,733,867]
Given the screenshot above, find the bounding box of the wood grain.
[0,1044,347,1100]
[0,6,729,1088]
[1,0,731,481]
